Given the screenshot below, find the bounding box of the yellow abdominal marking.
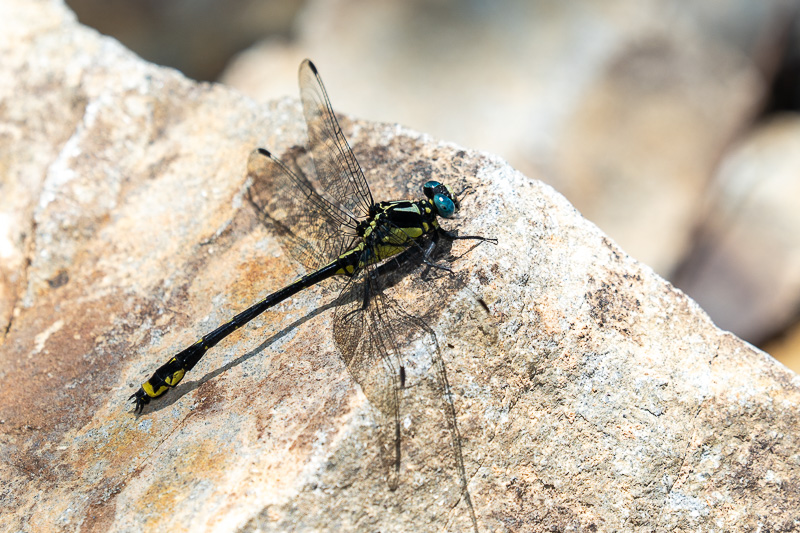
[142,381,168,398]
[165,368,186,386]
[142,361,186,399]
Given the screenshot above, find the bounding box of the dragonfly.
[130,59,494,530]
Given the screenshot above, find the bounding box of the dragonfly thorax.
[335,199,442,276]
[360,199,441,243]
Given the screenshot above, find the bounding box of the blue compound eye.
[423,181,441,199]
[434,194,456,218]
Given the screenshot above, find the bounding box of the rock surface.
[219,0,800,372]
[2,2,800,532]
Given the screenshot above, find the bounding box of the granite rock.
[1,2,799,532]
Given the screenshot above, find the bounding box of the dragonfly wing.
[332,251,477,529]
[247,148,359,272]
[332,268,403,489]
[298,59,374,221]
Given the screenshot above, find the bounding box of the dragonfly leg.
[421,233,453,272]
[439,228,498,245]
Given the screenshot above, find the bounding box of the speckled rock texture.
[1,2,799,532]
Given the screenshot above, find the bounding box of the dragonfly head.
[423,181,459,219]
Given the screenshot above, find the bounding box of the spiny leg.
[419,229,497,272]
[439,228,498,246]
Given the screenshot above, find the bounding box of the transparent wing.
[246,148,359,272]
[331,245,477,527]
[332,269,404,488]
[299,59,374,221]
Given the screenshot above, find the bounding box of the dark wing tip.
[257,147,271,158]
[304,59,318,74]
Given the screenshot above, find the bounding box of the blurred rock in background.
[65,0,800,372]
[65,0,304,80]
[673,115,800,344]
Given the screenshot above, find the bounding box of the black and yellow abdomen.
[132,195,444,412]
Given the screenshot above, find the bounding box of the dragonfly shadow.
[135,298,339,414]
[132,236,458,416]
